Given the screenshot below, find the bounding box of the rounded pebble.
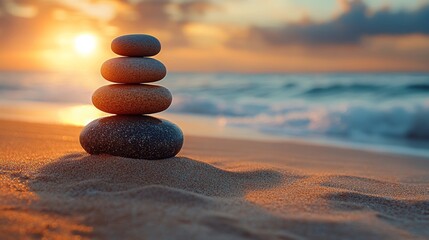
[101,57,166,83]
[80,115,183,160]
[92,84,172,114]
[112,34,161,57]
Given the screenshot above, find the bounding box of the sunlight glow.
[58,105,106,126]
[74,33,97,55]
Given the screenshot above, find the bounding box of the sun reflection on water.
[57,105,106,126]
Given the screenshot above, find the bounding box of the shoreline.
[1,104,429,159]
[1,118,429,168]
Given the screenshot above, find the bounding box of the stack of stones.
[80,34,183,160]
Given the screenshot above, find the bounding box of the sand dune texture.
[1,120,429,239]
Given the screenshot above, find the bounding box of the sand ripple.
[32,153,283,198]
[11,153,424,239]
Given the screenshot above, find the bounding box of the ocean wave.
[300,83,429,97]
[301,83,383,96]
[170,95,270,117]
[405,83,429,91]
[169,95,429,141]
[2,71,429,145]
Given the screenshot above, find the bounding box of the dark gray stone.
[80,115,183,160]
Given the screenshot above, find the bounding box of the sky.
[0,0,428,72]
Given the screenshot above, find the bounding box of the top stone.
[111,34,161,57]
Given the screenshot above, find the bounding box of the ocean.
[1,71,429,157]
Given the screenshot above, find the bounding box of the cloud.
[2,0,37,18]
[1,0,428,72]
[104,0,218,47]
[175,1,217,16]
[248,0,429,45]
[0,0,217,52]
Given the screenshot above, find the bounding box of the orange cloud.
[0,0,428,72]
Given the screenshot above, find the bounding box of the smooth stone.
[112,34,161,57]
[92,84,172,115]
[80,115,183,160]
[101,57,166,84]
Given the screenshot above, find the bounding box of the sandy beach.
[2,0,429,238]
[0,119,428,239]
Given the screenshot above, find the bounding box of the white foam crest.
[170,95,429,141]
[227,103,429,141]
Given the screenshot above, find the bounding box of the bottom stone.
[80,115,183,160]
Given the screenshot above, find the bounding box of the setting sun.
[74,33,97,55]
